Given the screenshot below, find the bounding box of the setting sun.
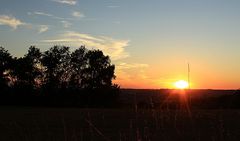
[174,80,189,89]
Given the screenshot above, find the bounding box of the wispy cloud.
[0,15,26,29]
[117,63,149,70]
[107,6,120,8]
[52,0,77,5]
[114,62,150,87]
[42,31,129,60]
[31,11,53,17]
[72,11,85,18]
[38,25,49,33]
[116,63,149,80]
[29,11,87,21]
[28,11,65,20]
[61,21,72,28]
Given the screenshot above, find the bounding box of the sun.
[174,80,189,89]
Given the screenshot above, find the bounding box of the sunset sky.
[0,0,240,89]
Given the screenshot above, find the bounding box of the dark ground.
[0,89,240,141]
[0,107,240,141]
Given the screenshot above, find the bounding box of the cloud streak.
[53,0,77,5]
[117,63,149,70]
[32,11,53,17]
[116,62,149,80]
[28,11,65,20]
[38,25,49,33]
[0,15,25,29]
[114,62,150,88]
[28,11,87,21]
[42,31,129,60]
[72,11,85,18]
[107,6,120,8]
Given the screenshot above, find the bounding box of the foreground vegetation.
[0,107,240,141]
[1,89,240,141]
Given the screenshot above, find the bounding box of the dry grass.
[0,107,240,141]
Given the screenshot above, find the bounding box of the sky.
[0,0,240,89]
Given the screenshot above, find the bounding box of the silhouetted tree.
[0,45,120,107]
[12,46,42,89]
[25,46,43,87]
[69,46,87,89]
[83,50,115,89]
[0,47,12,89]
[41,46,71,89]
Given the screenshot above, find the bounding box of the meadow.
[0,89,240,141]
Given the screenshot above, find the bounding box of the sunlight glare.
[174,80,189,89]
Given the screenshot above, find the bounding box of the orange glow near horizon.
[114,64,240,89]
[115,77,239,89]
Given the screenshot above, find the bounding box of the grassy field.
[0,107,240,141]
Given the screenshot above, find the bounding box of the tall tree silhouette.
[84,50,115,89]
[0,47,12,89]
[41,46,71,89]
[13,46,42,88]
[25,46,43,88]
[69,46,87,88]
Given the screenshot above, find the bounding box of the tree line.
[0,46,119,107]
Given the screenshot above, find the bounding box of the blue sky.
[1,0,240,88]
